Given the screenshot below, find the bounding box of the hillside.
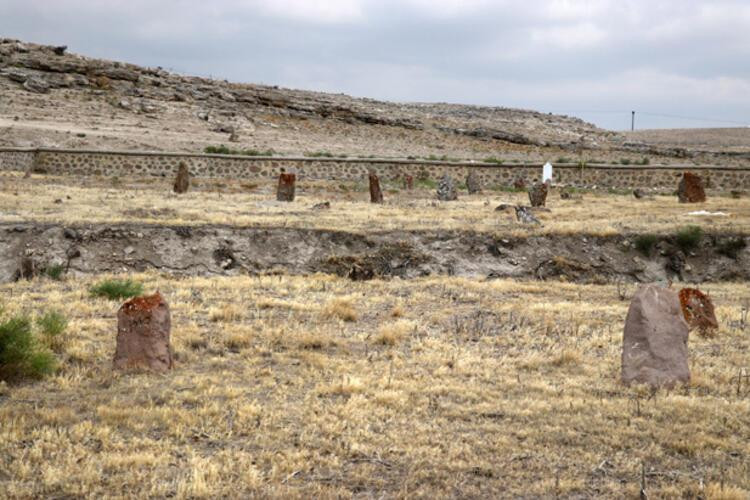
[0,38,746,166]
[0,38,616,160]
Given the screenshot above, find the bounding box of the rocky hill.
[0,38,738,164]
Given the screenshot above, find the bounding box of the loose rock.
[113,292,173,372]
[621,284,690,388]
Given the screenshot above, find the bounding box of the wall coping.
[1,146,748,172]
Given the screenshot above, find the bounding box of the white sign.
[542,162,553,183]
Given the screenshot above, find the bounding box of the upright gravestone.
[173,162,190,194]
[404,175,414,190]
[466,171,481,194]
[369,173,383,203]
[528,182,548,207]
[277,173,296,202]
[436,174,458,201]
[114,292,173,372]
[542,162,554,184]
[621,284,690,388]
[677,172,706,203]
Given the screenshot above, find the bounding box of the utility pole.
[631,111,635,131]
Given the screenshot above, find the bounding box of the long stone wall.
[1,147,749,190]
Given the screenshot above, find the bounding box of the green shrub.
[483,157,504,164]
[717,237,747,259]
[304,151,335,158]
[637,157,650,165]
[675,226,704,252]
[0,316,57,381]
[619,158,632,165]
[36,311,68,352]
[90,279,144,300]
[204,145,274,156]
[634,234,658,256]
[45,264,65,281]
[416,179,437,189]
[556,157,571,163]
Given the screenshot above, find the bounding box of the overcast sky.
[2,0,749,130]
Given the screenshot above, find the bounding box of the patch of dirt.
[2,223,748,284]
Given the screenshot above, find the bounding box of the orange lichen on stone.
[121,292,164,313]
[679,287,718,336]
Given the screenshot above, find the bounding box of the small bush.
[637,157,650,165]
[675,226,704,252]
[482,157,504,164]
[556,157,571,163]
[45,264,65,281]
[717,237,747,259]
[322,298,358,322]
[36,311,68,352]
[0,316,57,381]
[204,145,274,156]
[89,279,144,300]
[304,151,335,158]
[619,158,632,165]
[634,234,659,256]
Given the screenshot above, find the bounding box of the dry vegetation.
[2,172,749,236]
[1,273,749,497]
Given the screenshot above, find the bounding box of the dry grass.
[1,272,749,497]
[2,172,749,236]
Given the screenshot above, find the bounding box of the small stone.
[528,182,548,207]
[515,206,541,225]
[173,162,190,194]
[436,174,458,201]
[677,172,706,203]
[369,173,383,203]
[466,171,481,194]
[277,173,296,202]
[124,246,135,255]
[312,201,331,210]
[114,293,173,372]
[633,189,645,199]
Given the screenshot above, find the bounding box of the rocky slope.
[0,38,738,164]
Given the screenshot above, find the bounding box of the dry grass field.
[2,171,749,236]
[1,273,750,498]
[2,169,750,498]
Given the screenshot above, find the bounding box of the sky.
[2,0,749,130]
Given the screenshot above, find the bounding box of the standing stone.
[173,162,190,194]
[513,178,526,191]
[114,292,173,372]
[369,173,383,203]
[679,288,718,335]
[277,173,296,202]
[466,171,481,194]
[542,162,553,183]
[528,182,548,207]
[404,175,414,190]
[436,174,458,201]
[622,284,690,388]
[677,172,706,203]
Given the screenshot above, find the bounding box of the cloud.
[0,0,748,129]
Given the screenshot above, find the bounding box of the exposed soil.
[2,222,747,284]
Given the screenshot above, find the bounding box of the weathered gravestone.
[466,171,481,194]
[277,173,296,202]
[404,175,414,190]
[679,287,718,336]
[113,292,173,372]
[437,174,458,201]
[677,172,706,203]
[542,162,553,184]
[621,284,690,388]
[369,173,383,203]
[173,162,190,194]
[528,181,548,207]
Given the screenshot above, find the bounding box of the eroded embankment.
[1,222,748,284]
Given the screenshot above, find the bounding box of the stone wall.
[1,147,749,190]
